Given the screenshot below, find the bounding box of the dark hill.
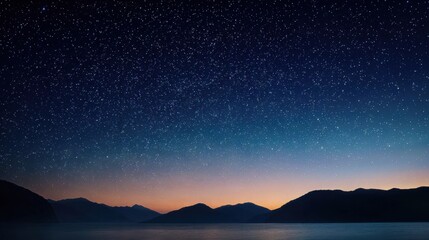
[266,187,429,223]
[215,202,270,222]
[147,202,269,223]
[49,198,160,222]
[148,203,221,223]
[0,180,57,222]
[113,204,160,222]
[49,198,127,222]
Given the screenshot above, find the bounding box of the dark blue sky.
[0,0,428,211]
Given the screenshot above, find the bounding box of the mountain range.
[49,198,160,222]
[265,187,429,223]
[147,202,269,223]
[2,179,429,223]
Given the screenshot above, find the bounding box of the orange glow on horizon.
[26,168,429,213]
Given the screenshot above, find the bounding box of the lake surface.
[1,223,429,240]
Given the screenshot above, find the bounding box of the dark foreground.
[1,223,429,240]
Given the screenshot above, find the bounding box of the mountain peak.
[131,204,145,209]
[236,202,257,206]
[217,202,265,209]
[180,203,212,211]
[57,197,91,203]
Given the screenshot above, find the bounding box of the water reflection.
[1,223,429,240]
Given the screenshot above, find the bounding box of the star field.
[0,0,428,211]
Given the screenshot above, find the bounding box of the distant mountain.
[3,179,429,224]
[215,202,270,223]
[147,202,269,223]
[49,198,127,222]
[0,180,57,223]
[266,187,429,223]
[148,203,221,223]
[50,198,160,222]
[113,204,160,222]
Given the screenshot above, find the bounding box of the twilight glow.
[0,1,428,213]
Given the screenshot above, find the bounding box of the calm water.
[1,223,429,240]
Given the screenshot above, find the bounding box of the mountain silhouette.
[0,180,57,222]
[49,198,127,222]
[113,204,160,222]
[215,202,270,222]
[147,202,269,223]
[265,187,429,223]
[3,180,429,224]
[148,203,221,223]
[50,198,160,222]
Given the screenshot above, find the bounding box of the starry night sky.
[0,0,428,212]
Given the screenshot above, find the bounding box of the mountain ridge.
[0,180,57,223]
[2,179,429,224]
[147,202,270,223]
[266,186,429,223]
[49,197,160,222]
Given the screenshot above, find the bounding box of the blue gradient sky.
[0,0,428,212]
